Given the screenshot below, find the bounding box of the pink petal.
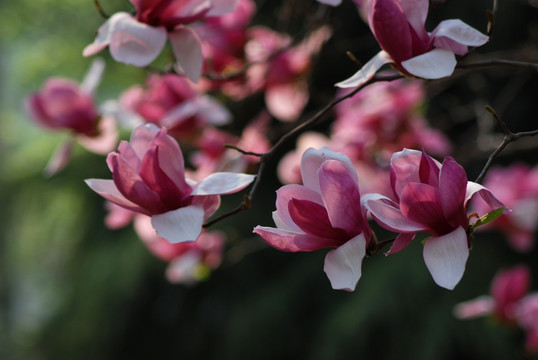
[323,233,367,291]
[418,149,440,187]
[191,194,221,220]
[153,129,190,192]
[85,178,149,215]
[77,115,119,155]
[276,184,324,232]
[265,82,309,122]
[80,58,105,94]
[362,193,425,232]
[288,198,347,239]
[318,160,364,235]
[207,0,239,16]
[193,96,232,126]
[253,226,340,252]
[432,19,489,48]
[400,0,429,41]
[169,26,203,83]
[401,48,457,79]
[439,157,468,228]
[151,205,205,243]
[390,148,422,200]
[83,13,125,57]
[129,124,161,159]
[423,226,469,290]
[191,172,255,195]
[300,147,358,194]
[465,181,506,212]
[453,295,495,319]
[43,139,73,177]
[335,51,392,88]
[386,232,415,255]
[108,14,167,67]
[317,0,342,6]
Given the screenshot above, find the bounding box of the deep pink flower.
[254,147,372,291]
[86,123,254,244]
[83,0,239,82]
[362,149,505,289]
[119,74,230,140]
[26,59,118,175]
[337,0,489,88]
[473,164,538,252]
[515,294,538,353]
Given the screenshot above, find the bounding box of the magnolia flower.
[26,59,118,175]
[254,147,372,291]
[337,0,489,88]
[362,149,505,289]
[515,294,538,353]
[83,0,239,82]
[86,123,255,244]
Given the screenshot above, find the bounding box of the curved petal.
[129,123,161,160]
[83,13,128,57]
[423,226,469,290]
[362,193,425,232]
[439,157,468,229]
[80,58,105,94]
[318,160,363,235]
[191,172,255,195]
[191,194,221,220]
[390,148,422,200]
[108,15,167,67]
[335,51,392,88]
[169,26,203,83]
[276,184,324,231]
[85,178,150,215]
[453,295,495,319]
[323,233,367,291]
[253,226,340,252]
[317,0,342,5]
[401,48,456,79]
[153,129,191,192]
[288,198,347,239]
[400,0,429,40]
[44,139,73,177]
[265,82,309,122]
[301,147,357,193]
[207,0,239,16]
[151,205,205,243]
[77,115,119,155]
[194,96,232,126]
[431,19,489,47]
[465,181,506,212]
[386,232,415,255]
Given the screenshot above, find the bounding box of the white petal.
[323,233,367,291]
[423,226,469,290]
[401,48,457,79]
[108,15,167,67]
[151,205,204,244]
[194,96,232,126]
[80,58,105,94]
[169,27,204,83]
[191,172,255,195]
[432,19,489,47]
[317,0,342,6]
[335,51,391,88]
[44,139,73,177]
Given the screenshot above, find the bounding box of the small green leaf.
[470,207,506,231]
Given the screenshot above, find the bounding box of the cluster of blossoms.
[455,266,538,353]
[24,3,537,355]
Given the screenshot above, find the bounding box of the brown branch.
[93,0,109,19]
[475,106,538,183]
[457,59,538,71]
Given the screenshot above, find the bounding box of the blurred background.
[1,0,538,359]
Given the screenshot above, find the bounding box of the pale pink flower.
[26,59,118,175]
[83,0,240,82]
[362,149,505,289]
[254,147,372,291]
[337,0,489,88]
[86,123,254,244]
[133,215,224,284]
[317,0,342,6]
[473,164,538,252]
[515,294,538,353]
[119,73,230,140]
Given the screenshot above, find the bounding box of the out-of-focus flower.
[337,0,489,88]
[83,0,240,82]
[317,0,342,6]
[26,59,118,175]
[245,26,332,121]
[254,147,372,291]
[86,123,255,244]
[119,74,231,140]
[473,164,538,252]
[455,265,538,353]
[133,215,224,284]
[362,149,505,289]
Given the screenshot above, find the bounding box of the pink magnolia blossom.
[362,149,505,289]
[254,147,372,291]
[26,59,118,175]
[86,123,255,244]
[454,266,538,353]
[473,164,538,252]
[134,215,224,284]
[119,73,230,140]
[83,0,240,82]
[337,0,489,88]
[245,26,332,121]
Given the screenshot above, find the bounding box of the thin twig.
[93,0,109,19]
[457,59,538,71]
[475,106,538,183]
